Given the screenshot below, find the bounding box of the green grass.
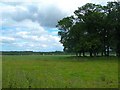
[2,55,118,88]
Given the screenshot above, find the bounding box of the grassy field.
[2,55,118,88]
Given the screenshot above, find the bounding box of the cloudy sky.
[0,0,114,51]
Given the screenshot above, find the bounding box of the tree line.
[56,1,120,57]
[1,51,70,55]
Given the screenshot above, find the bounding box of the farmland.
[2,55,118,88]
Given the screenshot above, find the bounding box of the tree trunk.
[78,51,81,57]
[101,51,104,56]
[76,52,78,57]
[89,49,93,57]
[104,47,107,56]
[94,53,96,57]
[83,51,85,57]
[106,45,109,56]
[96,52,99,56]
[116,44,120,57]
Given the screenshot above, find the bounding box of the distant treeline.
[1,51,116,56]
[1,51,74,55]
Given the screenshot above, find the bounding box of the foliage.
[56,1,120,57]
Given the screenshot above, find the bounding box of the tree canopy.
[56,1,120,57]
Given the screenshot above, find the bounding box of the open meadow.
[2,55,118,88]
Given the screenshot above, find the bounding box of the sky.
[0,0,115,52]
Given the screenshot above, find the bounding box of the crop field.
[2,55,118,88]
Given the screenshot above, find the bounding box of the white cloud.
[1,19,63,51]
[0,36,15,44]
[1,0,114,27]
[0,2,66,27]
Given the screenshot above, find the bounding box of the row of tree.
[56,1,120,57]
[1,51,69,55]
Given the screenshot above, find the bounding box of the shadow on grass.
[64,56,118,62]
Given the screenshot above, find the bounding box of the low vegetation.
[2,55,118,88]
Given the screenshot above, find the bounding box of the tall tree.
[57,2,120,57]
[56,16,74,52]
[106,1,120,56]
[74,3,105,56]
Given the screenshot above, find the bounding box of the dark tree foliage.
[56,1,120,57]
